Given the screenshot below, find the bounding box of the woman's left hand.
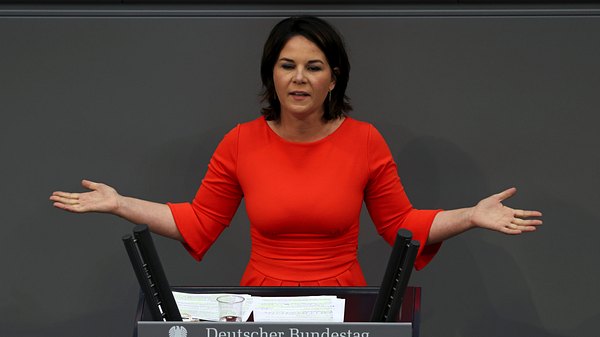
[470,187,543,234]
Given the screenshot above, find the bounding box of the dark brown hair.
[260,16,352,121]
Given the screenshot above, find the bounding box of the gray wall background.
[1,5,599,337]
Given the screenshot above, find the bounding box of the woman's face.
[273,35,336,121]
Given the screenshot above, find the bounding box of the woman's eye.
[281,63,294,70]
[307,65,322,72]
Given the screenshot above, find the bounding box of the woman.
[49,16,542,286]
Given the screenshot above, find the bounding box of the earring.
[328,90,332,103]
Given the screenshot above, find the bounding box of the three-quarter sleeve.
[364,125,443,270]
[167,125,244,261]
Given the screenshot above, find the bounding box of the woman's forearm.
[115,196,183,241]
[427,208,474,245]
[427,188,543,244]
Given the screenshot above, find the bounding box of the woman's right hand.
[50,179,120,214]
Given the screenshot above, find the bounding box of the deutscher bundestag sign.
[137,322,412,337]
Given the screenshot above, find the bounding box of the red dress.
[168,116,442,286]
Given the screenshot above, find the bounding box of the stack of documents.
[252,295,344,322]
[173,292,345,322]
[173,292,254,322]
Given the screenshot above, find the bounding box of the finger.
[507,222,537,233]
[81,179,99,190]
[514,222,543,229]
[496,187,517,202]
[511,218,543,226]
[501,226,522,235]
[514,209,543,218]
[518,225,538,232]
[53,202,84,213]
[51,191,80,199]
[50,195,80,205]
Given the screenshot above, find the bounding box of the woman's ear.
[330,67,340,90]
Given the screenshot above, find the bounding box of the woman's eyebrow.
[278,57,325,64]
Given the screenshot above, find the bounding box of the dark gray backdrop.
[1,4,599,337]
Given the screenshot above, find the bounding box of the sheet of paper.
[172,292,254,322]
[252,295,345,322]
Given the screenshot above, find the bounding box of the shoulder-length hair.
[260,16,352,121]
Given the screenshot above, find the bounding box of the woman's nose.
[293,69,306,83]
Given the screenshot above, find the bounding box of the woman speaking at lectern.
[49,16,542,286]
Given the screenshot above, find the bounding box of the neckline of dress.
[263,115,350,146]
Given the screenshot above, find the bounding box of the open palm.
[471,187,542,234]
[50,179,119,213]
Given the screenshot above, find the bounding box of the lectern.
[133,286,421,337]
[125,226,422,337]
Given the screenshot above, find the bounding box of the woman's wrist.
[113,194,128,217]
[465,206,476,230]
